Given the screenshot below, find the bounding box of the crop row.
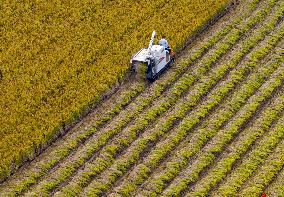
[136,43,282,196]
[76,7,281,197]
[236,114,284,197]
[106,4,283,196]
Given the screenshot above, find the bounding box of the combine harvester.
[130,31,174,81]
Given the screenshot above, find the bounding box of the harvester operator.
[158,35,169,49]
[159,35,172,56]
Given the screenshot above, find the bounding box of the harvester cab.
[130,31,174,81]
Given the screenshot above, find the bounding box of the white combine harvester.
[130,31,174,81]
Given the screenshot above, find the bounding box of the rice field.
[0,0,283,196]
